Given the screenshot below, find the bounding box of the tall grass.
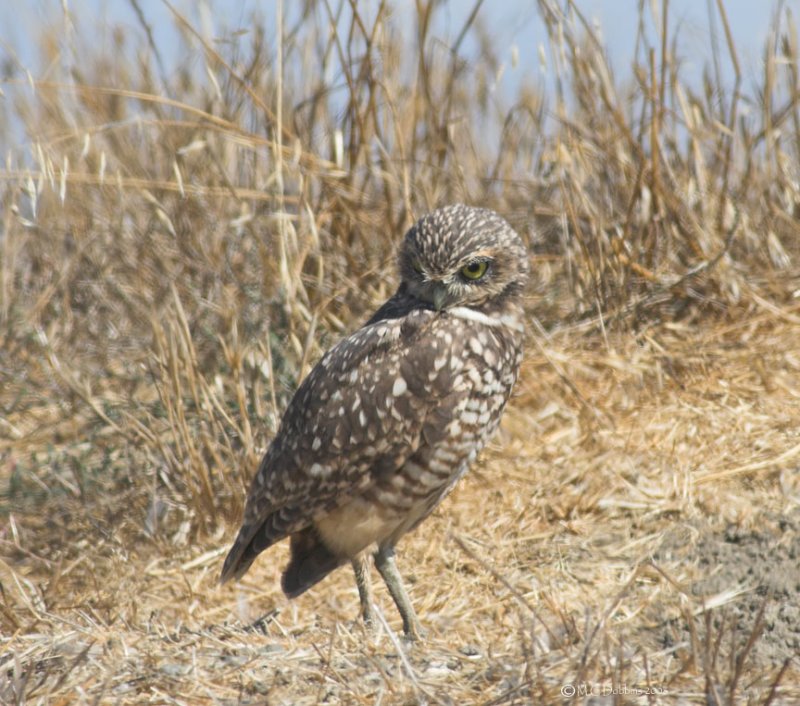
[1,0,799,552]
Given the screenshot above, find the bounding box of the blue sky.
[1,1,779,89]
[0,0,785,154]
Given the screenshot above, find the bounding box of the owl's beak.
[432,283,448,311]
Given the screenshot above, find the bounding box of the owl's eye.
[460,260,489,281]
[411,259,424,274]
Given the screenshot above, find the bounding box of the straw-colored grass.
[2,1,799,703]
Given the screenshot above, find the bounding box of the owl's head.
[399,205,529,311]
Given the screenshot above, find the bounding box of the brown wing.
[220,304,458,583]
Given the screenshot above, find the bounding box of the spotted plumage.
[220,204,528,637]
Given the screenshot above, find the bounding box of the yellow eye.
[411,259,424,274]
[460,260,489,280]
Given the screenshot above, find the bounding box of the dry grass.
[2,1,800,703]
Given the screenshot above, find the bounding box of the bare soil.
[657,513,800,668]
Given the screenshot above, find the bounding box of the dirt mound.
[659,513,800,666]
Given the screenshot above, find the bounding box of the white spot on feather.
[461,411,479,425]
[392,377,407,396]
[309,463,329,477]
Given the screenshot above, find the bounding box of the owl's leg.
[351,554,375,626]
[374,546,423,639]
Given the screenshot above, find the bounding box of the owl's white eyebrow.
[448,306,524,332]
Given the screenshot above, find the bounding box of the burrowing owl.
[220,204,528,637]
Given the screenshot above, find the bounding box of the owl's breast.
[366,313,523,533]
[442,317,522,454]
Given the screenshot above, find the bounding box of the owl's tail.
[220,518,346,595]
[281,526,346,598]
[219,512,285,584]
[219,528,262,584]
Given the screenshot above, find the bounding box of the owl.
[220,204,528,638]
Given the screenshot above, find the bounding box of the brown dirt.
[657,513,800,667]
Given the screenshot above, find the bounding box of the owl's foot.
[351,554,376,627]
[374,546,425,640]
